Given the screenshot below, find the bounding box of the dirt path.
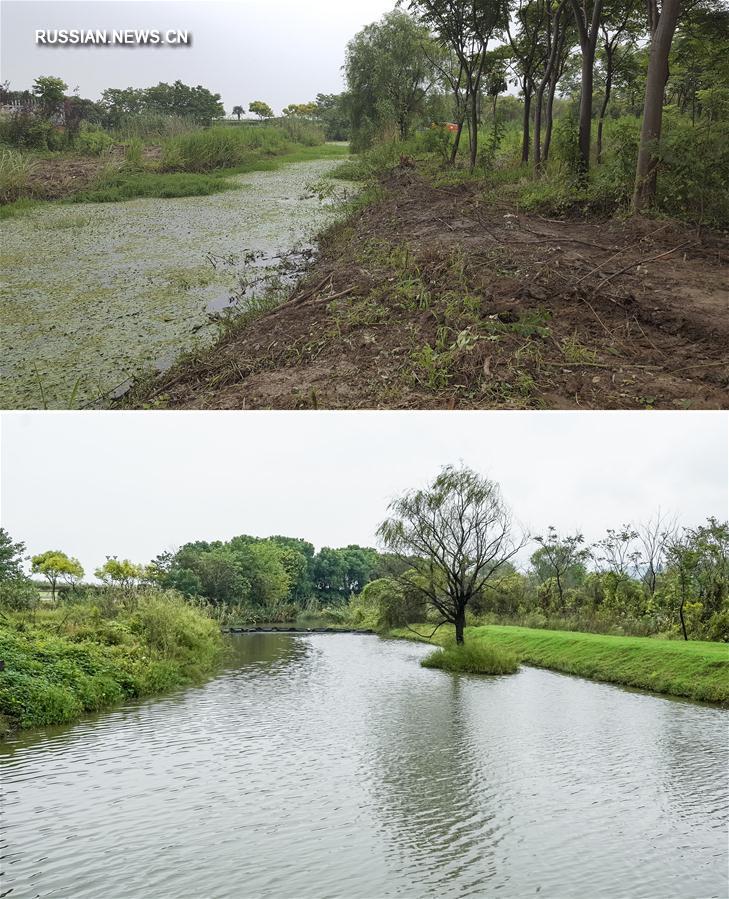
[127,166,729,410]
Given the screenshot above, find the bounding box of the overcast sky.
[1,411,726,576]
[1,0,397,114]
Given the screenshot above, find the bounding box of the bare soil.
[126,165,729,410]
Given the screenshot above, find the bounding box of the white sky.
[1,0,398,115]
[1,411,727,576]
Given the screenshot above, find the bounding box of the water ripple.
[1,634,727,899]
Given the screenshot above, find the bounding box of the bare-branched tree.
[377,464,524,644]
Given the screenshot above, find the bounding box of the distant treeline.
[2,515,728,641]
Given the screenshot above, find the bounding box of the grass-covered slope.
[392,624,729,704]
[0,592,222,735]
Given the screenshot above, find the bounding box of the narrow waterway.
[1,634,727,898]
[0,157,350,408]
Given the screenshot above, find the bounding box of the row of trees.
[0,77,226,149]
[344,2,728,211]
[374,466,728,643]
[230,95,350,141]
[2,472,727,642]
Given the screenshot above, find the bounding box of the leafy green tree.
[313,93,351,140]
[31,550,84,602]
[349,577,426,629]
[283,102,318,117]
[94,557,142,591]
[377,464,523,644]
[249,100,274,120]
[232,105,244,120]
[345,10,437,148]
[0,528,26,581]
[532,527,590,610]
[32,75,67,114]
[410,0,508,167]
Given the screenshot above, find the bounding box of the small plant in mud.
[562,333,598,365]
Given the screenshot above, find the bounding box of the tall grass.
[422,639,519,675]
[0,147,33,203]
[111,112,200,142]
[161,124,319,172]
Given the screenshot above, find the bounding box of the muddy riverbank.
[125,164,729,410]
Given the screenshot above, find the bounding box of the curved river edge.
[389,624,729,706]
[3,623,726,740]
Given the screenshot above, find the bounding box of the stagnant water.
[0,157,351,409]
[1,634,727,899]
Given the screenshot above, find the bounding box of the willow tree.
[345,10,436,149]
[377,465,522,644]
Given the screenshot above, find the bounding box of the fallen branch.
[594,241,695,293]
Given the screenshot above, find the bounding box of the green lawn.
[391,624,729,704]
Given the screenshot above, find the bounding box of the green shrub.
[0,589,222,734]
[0,577,39,610]
[422,638,519,675]
[656,116,729,226]
[161,125,292,172]
[75,126,114,156]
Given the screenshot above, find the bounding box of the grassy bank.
[392,625,729,704]
[0,126,348,212]
[0,591,223,736]
[71,142,349,204]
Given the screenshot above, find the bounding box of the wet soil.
[127,165,728,410]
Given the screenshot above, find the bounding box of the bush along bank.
[0,590,223,736]
[391,624,729,704]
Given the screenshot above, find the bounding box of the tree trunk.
[455,608,466,645]
[450,119,464,165]
[596,49,613,164]
[577,44,596,175]
[521,86,532,163]
[544,76,558,162]
[571,0,604,177]
[632,0,681,212]
[679,595,688,640]
[534,89,545,170]
[469,90,479,171]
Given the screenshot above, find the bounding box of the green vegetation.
[160,123,323,172]
[70,171,238,203]
[422,638,519,675]
[395,624,729,703]
[0,75,344,208]
[0,591,222,735]
[344,2,729,226]
[0,148,33,203]
[151,535,392,625]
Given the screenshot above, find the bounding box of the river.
[0,157,351,409]
[1,633,727,898]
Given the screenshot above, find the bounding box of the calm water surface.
[1,634,727,898]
